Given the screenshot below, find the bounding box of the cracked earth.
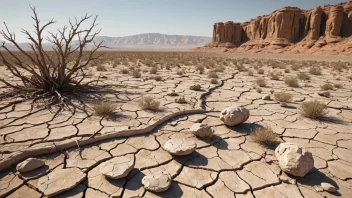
[1,53,352,197]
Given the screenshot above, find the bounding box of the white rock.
[275,142,314,177]
[99,155,134,179]
[219,106,249,126]
[163,139,196,156]
[142,171,172,192]
[321,182,337,192]
[16,158,45,173]
[190,123,214,139]
[262,94,271,100]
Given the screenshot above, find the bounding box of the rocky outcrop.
[202,1,352,55]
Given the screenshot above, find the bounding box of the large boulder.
[142,171,172,192]
[275,142,314,177]
[16,158,45,173]
[163,139,196,156]
[190,123,214,139]
[219,106,249,126]
[99,155,134,179]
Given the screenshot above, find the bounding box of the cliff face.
[203,1,352,55]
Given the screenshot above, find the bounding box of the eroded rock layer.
[202,1,352,55]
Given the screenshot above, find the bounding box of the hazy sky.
[0,0,348,42]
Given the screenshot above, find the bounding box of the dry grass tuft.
[131,70,142,78]
[291,64,301,71]
[334,83,342,88]
[274,92,292,103]
[256,78,266,87]
[297,73,310,81]
[299,100,329,119]
[196,65,205,74]
[154,76,162,81]
[139,96,160,110]
[321,83,333,90]
[210,78,218,84]
[284,76,299,87]
[93,101,117,117]
[208,71,218,79]
[120,68,129,74]
[284,69,290,73]
[247,70,254,76]
[150,67,158,74]
[258,68,264,74]
[256,88,262,93]
[309,67,322,75]
[97,65,107,71]
[250,126,279,146]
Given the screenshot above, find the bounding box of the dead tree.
[0,6,104,107]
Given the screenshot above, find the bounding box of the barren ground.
[0,52,351,197]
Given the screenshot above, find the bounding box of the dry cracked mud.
[0,54,352,197]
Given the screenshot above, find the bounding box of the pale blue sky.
[0,0,348,42]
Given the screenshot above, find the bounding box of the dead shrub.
[131,70,142,78]
[250,126,279,146]
[284,76,299,87]
[334,83,342,88]
[256,88,262,93]
[210,78,218,84]
[150,67,158,74]
[208,71,218,79]
[93,101,117,117]
[299,100,329,119]
[139,96,160,110]
[258,68,264,74]
[120,68,129,74]
[291,64,301,71]
[247,70,254,76]
[97,65,107,71]
[284,69,290,73]
[196,65,205,74]
[274,92,292,103]
[154,76,162,81]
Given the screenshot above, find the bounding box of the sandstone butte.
[197,1,352,55]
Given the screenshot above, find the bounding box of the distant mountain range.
[3,33,212,50]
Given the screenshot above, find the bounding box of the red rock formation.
[203,1,352,55]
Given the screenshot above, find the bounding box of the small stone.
[142,171,172,192]
[275,142,314,177]
[167,90,178,96]
[220,106,249,126]
[280,102,288,107]
[262,94,271,100]
[163,139,196,156]
[174,96,187,104]
[99,155,134,179]
[190,123,214,139]
[190,84,201,91]
[16,158,45,173]
[321,182,337,192]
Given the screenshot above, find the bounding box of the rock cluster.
[220,106,249,126]
[275,142,314,177]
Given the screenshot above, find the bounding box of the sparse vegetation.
[247,70,254,76]
[258,69,264,74]
[250,126,279,146]
[121,68,129,74]
[154,76,162,81]
[139,96,160,110]
[299,100,329,119]
[132,70,142,78]
[284,69,290,73]
[210,78,218,84]
[256,88,262,93]
[97,65,107,71]
[309,67,322,75]
[93,101,117,117]
[274,92,292,103]
[208,71,218,79]
[256,78,266,87]
[321,83,333,91]
[284,76,299,87]
[297,73,310,81]
[334,83,342,88]
[150,67,158,74]
[196,65,205,74]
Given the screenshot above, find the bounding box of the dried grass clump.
[154,76,162,81]
[236,65,247,72]
[309,67,322,75]
[150,67,158,74]
[97,65,107,71]
[120,68,129,74]
[247,70,254,76]
[214,66,226,72]
[321,83,333,90]
[176,70,184,75]
[93,101,117,117]
[256,88,262,93]
[196,65,205,74]
[256,78,266,87]
[208,71,218,79]
[250,126,279,146]
[258,68,264,74]
[297,73,310,81]
[210,78,218,84]
[131,70,142,78]
[270,73,280,80]
[274,92,292,103]
[284,69,290,73]
[291,64,301,71]
[139,96,160,110]
[334,83,342,88]
[299,100,328,119]
[284,77,299,87]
